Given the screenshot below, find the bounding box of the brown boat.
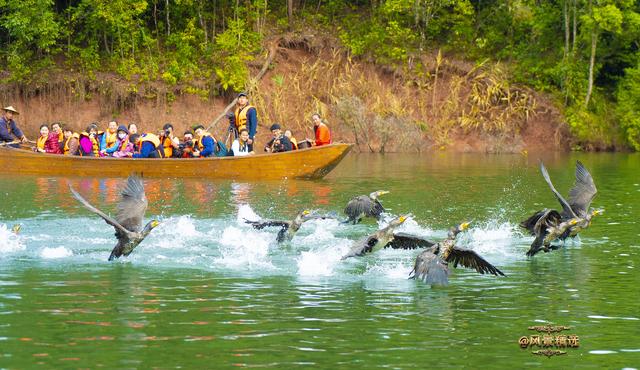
[0,143,353,179]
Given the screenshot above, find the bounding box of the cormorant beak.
[398,216,407,223]
[460,222,471,231]
[11,224,21,234]
[302,210,311,216]
[379,190,390,195]
[151,220,160,228]
[592,209,603,216]
[569,219,578,225]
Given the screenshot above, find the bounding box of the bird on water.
[521,161,601,257]
[69,174,160,261]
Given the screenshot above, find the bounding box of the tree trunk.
[287,0,294,29]
[585,27,597,108]
[572,0,577,52]
[563,0,569,59]
[165,0,170,36]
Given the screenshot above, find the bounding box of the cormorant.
[341,215,409,259]
[521,161,601,256]
[409,222,505,286]
[69,175,160,261]
[344,190,389,224]
[245,209,335,243]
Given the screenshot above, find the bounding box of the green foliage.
[616,62,640,150]
[214,18,261,91]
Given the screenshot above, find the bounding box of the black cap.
[117,125,129,134]
[270,123,281,131]
[237,92,248,98]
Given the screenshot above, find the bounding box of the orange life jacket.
[104,130,117,149]
[161,136,173,157]
[63,133,80,155]
[234,105,255,132]
[196,132,213,151]
[138,133,164,157]
[36,136,47,151]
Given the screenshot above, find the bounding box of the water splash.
[0,223,25,254]
[40,246,73,259]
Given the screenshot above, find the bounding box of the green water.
[0,153,638,368]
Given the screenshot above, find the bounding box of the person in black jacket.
[264,123,292,153]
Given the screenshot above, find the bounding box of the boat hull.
[0,143,352,179]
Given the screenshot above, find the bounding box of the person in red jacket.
[312,113,332,146]
[33,124,62,154]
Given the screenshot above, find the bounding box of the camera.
[165,129,171,136]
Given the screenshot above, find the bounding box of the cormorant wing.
[409,247,449,285]
[342,234,379,259]
[370,199,385,218]
[568,161,597,217]
[446,247,505,276]
[344,195,373,220]
[116,175,148,232]
[244,219,290,230]
[540,162,576,218]
[520,209,562,236]
[69,185,132,238]
[387,233,436,250]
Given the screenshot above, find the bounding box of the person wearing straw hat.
[0,106,28,147]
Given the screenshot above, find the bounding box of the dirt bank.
[0,36,571,153]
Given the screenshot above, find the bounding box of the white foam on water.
[457,220,523,262]
[40,246,73,259]
[0,224,25,254]
[216,226,274,271]
[150,215,202,250]
[237,204,261,223]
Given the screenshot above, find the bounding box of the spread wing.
[387,233,436,250]
[345,195,385,220]
[69,185,131,237]
[342,235,379,259]
[445,247,505,276]
[369,199,385,218]
[568,161,597,217]
[520,209,562,236]
[116,175,148,232]
[540,162,576,218]
[409,247,449,285]
[244,219,290,231]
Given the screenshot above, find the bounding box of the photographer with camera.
[159,123,180,158]
[176,130,195,158]
[264,123,292,153]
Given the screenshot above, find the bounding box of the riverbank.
[0,35,581,153]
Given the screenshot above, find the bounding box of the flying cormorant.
[245,209,335,243]
[408,222,505,286]
[341,215,409,259]
[344,190,389,224]
[521,161,601,256]
[70,175,160,261]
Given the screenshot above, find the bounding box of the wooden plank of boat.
[0,143,353,179]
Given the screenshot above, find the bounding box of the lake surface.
[0,153,638,368]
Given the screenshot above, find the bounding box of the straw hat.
[3,106,19,115]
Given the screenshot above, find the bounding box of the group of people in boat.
[0,92,333,158]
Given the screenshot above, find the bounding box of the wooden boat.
[0,143,353,179]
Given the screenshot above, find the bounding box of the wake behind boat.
[0,143,352,180]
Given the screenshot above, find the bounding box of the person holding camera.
[264,123,292,153]
[176,130,195,158]
[231,128,255,156]
[159,123,180,158]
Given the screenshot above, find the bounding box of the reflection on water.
[0,152,639,368]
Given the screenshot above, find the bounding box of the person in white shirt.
[231,128,255,156]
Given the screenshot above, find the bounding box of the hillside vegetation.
[1,0,638,151]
